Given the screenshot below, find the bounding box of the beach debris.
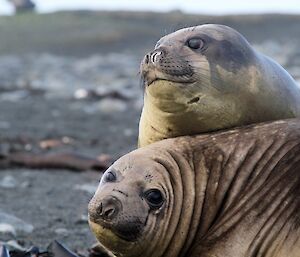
[0,152,111,172]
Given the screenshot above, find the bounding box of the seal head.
[88,156,169,257]
[88,147,196,257]
[141,24,253,87]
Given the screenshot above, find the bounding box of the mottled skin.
[89,118,300,257]
[139,24,300,147]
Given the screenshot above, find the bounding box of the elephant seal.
[139,24,300,147]
[89,118,300,257]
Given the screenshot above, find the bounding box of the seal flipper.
[47,241,79,257]
[0,246,10,257]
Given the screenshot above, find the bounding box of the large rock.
[8,0,35,12]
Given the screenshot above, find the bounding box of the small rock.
[24,144,32,151]
[0,211,34,236]
[94,86,132,100]
[61,137,73,144]
[74,184,98,195]
[20,181,31,188]
[75,215,88,225]
[54,228,69,237]
[0,176,17,189]
[98,99,127,113]
[53,217,63,223]
[74,89,89,99]
[0,224,16,239]
[39,139,63,149]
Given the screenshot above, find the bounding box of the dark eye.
[187,38,204,50]
[144,189,164,209]
[105,171,116,182]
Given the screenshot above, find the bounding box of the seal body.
[89,118,300,257]
[139,24,300,147]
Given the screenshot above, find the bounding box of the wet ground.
[0,53,142,254]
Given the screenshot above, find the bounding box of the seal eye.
[144,189,164,209]
[105,171,117,182]
[187,38,204,50]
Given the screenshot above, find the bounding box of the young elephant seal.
[139,24,300,147]
[89,118,300,257]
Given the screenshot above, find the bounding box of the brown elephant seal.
[89,118,300,257]
[139,24,300,147]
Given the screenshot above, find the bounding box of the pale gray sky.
[1,0,300,15]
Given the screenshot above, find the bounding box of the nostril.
[104,208,115,219]
[151,52,157,63]
[96,202,103,215]
[145,54,150,64]
[94,197,121,221]
[151,51,163,63]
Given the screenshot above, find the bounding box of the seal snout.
[99,196,120,221]
[140,43,195,87]
[88,196,122,223]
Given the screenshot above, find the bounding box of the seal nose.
[144,50,164,65]
[96,196,120,221]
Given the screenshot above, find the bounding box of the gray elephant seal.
[139,24,300,147]
[89,118,300,257]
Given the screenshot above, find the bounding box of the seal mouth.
[114,223,143,242]
[146,77,196,87]
[147,78,168,87]
[89,213,115,229]
[89,214,145,242]
[141,64,195,87]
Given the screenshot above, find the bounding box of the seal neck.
[139,90,199,147]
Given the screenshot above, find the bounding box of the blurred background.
[0,0,300,255]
